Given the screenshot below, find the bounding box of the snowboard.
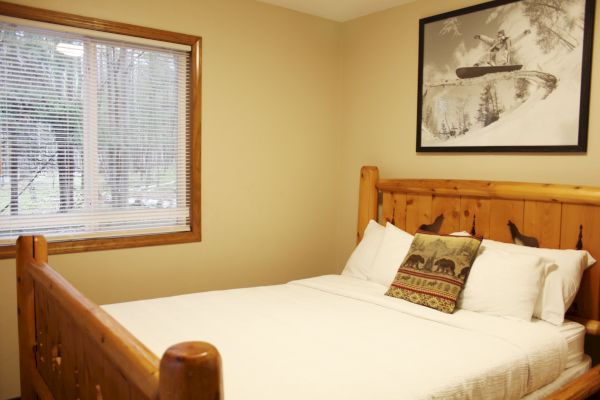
[456,64,523,79]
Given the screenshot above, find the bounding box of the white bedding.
[559,320,586,369]
[522,356,590,400]
[103,275,575,400]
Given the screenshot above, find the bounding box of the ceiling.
[256,0,416,22]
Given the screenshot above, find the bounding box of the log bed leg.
[16,236,48,400]
[159,341,223,400]
[357,166,379,243]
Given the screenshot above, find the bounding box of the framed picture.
[416,0,596,152]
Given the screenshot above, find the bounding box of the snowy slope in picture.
[419,0,591,148]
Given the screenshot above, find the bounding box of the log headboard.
[356,166,600,322]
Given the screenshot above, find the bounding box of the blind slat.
[0,19,191,243]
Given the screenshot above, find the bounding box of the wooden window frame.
[0,1,201,258]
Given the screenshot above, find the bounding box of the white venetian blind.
[0,18,191,244]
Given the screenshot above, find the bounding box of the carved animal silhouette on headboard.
[576,224,584,250]
[507,220,539,248]
[419,214,444,233]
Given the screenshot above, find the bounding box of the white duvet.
[103,275,568,400]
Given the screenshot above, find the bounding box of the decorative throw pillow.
[385,232,482,313]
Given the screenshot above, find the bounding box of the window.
[0,3,201,258]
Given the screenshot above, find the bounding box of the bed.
[15,166,600,399]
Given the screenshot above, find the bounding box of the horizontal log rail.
[545,364,600,400]
[376,179,600,206]
[27,259,161,399]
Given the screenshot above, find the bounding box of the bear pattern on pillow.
[385,231,482,313]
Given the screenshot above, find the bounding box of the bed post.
[16,235,47,400]
[357,166,379,243]
[159,341,223,400]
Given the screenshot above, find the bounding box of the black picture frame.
[416,0,596,153]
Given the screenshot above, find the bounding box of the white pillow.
[368,223,414,287]
[458,247,551,321]
[481,238,596,325]
[341,220,385,279]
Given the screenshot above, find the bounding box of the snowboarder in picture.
[474,29,531,67]
[456,28,531,79]
[474,29,512,66]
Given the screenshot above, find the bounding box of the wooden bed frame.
[15,166,600,399]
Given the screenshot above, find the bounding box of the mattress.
[559,320,586,369]
[103,274,576,400]
[523,356,590,399]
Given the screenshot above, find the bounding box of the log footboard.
[16,235,222,400]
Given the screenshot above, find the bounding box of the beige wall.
[334,0,600,266]
[0,0,342,397]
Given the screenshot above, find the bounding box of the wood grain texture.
[488,199,524,243]
[377,178,600,206]
[159,342,223,400]
[0,1,202,259]
[431,196,461,234]
[189,38,202,244]
[34,283,151,399]
[16,236,47,400]
[544,364,600,400]
[380,192,407,229]
[20,242,225,400]
[30,368,54,400]
[405,194,432,234]
[561,204,600,320]
[459,197,490,237]
[364,168,600,323]
[523,201,561,248]
[0,0,198,45]
[381,192,394,226]
[27,260,160,399]
[357,166,379,242]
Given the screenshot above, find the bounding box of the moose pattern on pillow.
[385,232,482,313]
